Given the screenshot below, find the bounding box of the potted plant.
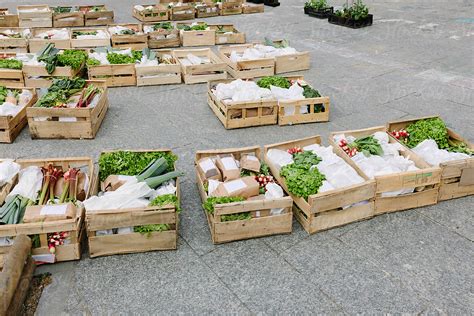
[304,0,333,18]
[329,0,373,28]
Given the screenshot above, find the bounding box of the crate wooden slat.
[207,79,278,129]
[169,4,196,21]
[70,27,110,48]
[86,149,180,258]
[23,63,83,88]
[195,146,293,244]
[0,157,95,263]
[0,8,19,27]
[178,22,216,47]
[218,0,243,15]
[17,5,52,28]
[26,81,108,139]
[277,76,330,126]
[0,87,37,143]
[80,5,114,26]
[210,24,246,45]
[217,44,275,79]
[109,23,148,50]
[329,126,442,215]
[132,4,169,22]
[144,24,180,49]
[263,135,376,234]
[136,50,181,86]
[88,63,136,87]
[0,53,24,87]
[173,48,227,84]
[28,28,72,53]
[0,27,29,53]
[195,2,219,18]
[242,2,264,14]
[387,116,474,202]
[52,8,84,27]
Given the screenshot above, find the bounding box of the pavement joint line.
[446,99,474,109]
[377,91,419,107]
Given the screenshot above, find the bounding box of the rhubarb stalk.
[68,168,79,201]
[38,164,53,205]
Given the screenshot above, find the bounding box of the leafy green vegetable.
[0,87,20,104]
[178,23,208,31]
[302,85,321,98]
[335,0,369,20]
[98,151,177,181]
[150,194,181,212]
[134,224,170,236]
[37,43,60,74]
[304,0,328,10]
[106,50,142,64]
[203,196,249,222]
[241,162,270,177]
[72,31,97,37]
[264,38,289,48]
[292,151,322,169]
[57,50,88,70]
[257,76,291,89]
[34,78,86,108]
[350,136,383,157]
[221,213,252,222]
[0,59,22,70]
[280,164,325,199]
[152,22,174,31]
[87,58,100,66]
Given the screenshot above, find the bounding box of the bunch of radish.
[48,232,69,254]
[391,129,409,140]
[339,139,357,157]
[287,147,303,155]
[255,174,274,189]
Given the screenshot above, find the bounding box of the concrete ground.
[1,0,474,314]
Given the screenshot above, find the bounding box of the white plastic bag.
[0,160,21,187]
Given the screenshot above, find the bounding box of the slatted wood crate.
[264,135,376,234]
[277,76,330,126]
[217,44,275,79]
[108,23,148,50]
[144,23,181,49]
[70,27,111,48]
[17,5,52,28]
[0,27,29,53]
[0,235,35,316]
[210,24,246,45]
[329,126,442,215]
[195,146,293,244]
[387,116,474,202]
[26,81,108,139]
[88,62,136,87]
[0,157,95,263]
[132,4,169,22]
[28,28,72,53]
[195,2,219,18]
[267,40,311,74]
[242,2,264,14]
[52,7,84,27]
[0,87,37,143]
[0,53,24,87]
[207,79,278,129]
[86,149,180,258]
[218,0,243,15]
[0,8,19,27]
[178,22,216,47]
[136,50,181,86]
[80,5,114,26]
[23,62,84,89]
[169,3,196,21]
[173,48,227,84]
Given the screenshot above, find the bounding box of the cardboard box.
[216,154,240,181]
[101,175,134,192]
[197,157,222,181]
[240,154,260,173]
[22,202,76,223]
[213,176,259,198]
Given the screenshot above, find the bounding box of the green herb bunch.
[57,50,88,70]
[150,194,181,213]
[106,50,143,64]
[257,76,291,89]
[350,135,383,157]
[0,59,22,70]
[335,0,369,20]
[0,87,19,104]
[203,196,249,222]
[178,23,208,31]
[152,22,174,31]
[134,224,170,236]
[305,0,329,10]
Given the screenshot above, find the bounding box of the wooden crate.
[0,87,36,143]
[80,5,114,26]
[0,27,29,53]
[23,62,83,88]
[329,126,442,215]
[217,44,275,79]
[86,149,180,258]
[0,157,95,263]
[173,48,227,84]
[144,24,180,49]
[70,27,111,48]
[264,135,376,234]
[263,39,310,74]
[0,53,24,87]
[168,4,196,21]
[0,235,35,316]
[195,146,293,244]
[210,24,246,45]
[218,0,243,15]
[136,50,181,86]
[88,63,136,87]
[242,2,264,14]
[277,76,330,126]
[178,22,216,47]
[195,2,219,18]
[52,7,84,27]
[109,23,148,50]
[17,5,52,28]
[0,172,17,205]
[0,8,19,27]
[28,28,72,53]
[387,116,474,202]
[132,4,169,22]
[26,81,108,139]
[207,79,278,129]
